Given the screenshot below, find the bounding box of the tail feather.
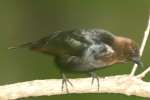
[8,42,33,50]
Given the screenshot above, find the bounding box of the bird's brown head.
[114,36,143,67]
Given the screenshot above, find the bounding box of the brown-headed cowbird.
[9,29,143,92]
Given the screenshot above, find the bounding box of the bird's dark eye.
[130,48,139,57]
[135,48,139,53]
[92,50,96,54]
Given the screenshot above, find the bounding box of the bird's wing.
[82,43,115,62]
[56,42,115,72]
[78,29,115,45]
[53,29,116,71]
[10,29,115,57]
[28,30,91,56]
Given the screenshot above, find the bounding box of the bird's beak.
[132,56,143,67]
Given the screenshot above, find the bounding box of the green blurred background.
[0,0,150,100]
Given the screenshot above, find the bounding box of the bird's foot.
[90,72,100,91]
[61,73,73,93]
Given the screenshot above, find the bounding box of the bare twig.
[137,66,150,78]
[130,15,150,76]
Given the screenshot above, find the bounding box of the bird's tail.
[8,42,33,50]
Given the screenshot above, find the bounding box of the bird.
[9,29,143,92]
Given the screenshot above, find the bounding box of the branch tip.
[137,66,150,78]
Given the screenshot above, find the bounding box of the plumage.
[10,28,143,92]
[17,29,117,71]
[11,29,142,71]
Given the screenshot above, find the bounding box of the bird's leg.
[90,72,100,91]
[61,73,73,93]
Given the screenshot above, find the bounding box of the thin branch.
[130,15,150,76]
[137,66,150,78]
[0,75,150,100]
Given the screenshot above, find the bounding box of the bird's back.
[29,29,87,56]
[29,29,114,57]
[10,29,120,72]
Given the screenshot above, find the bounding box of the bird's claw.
[61,74,73,93]
[90,72,100,91]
